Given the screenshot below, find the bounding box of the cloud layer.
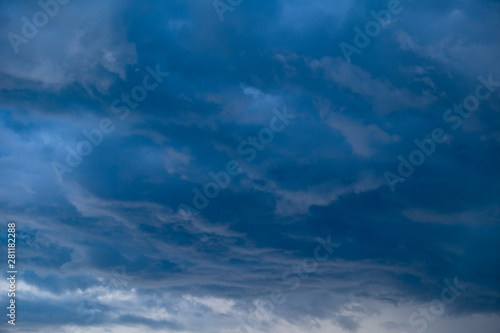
[0,0,500,332]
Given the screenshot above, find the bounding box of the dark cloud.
[0,0,499,332]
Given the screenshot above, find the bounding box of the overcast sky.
[0,0,500,332]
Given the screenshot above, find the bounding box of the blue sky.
[1,0,500,332]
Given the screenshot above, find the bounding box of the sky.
[0,0,500,332]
